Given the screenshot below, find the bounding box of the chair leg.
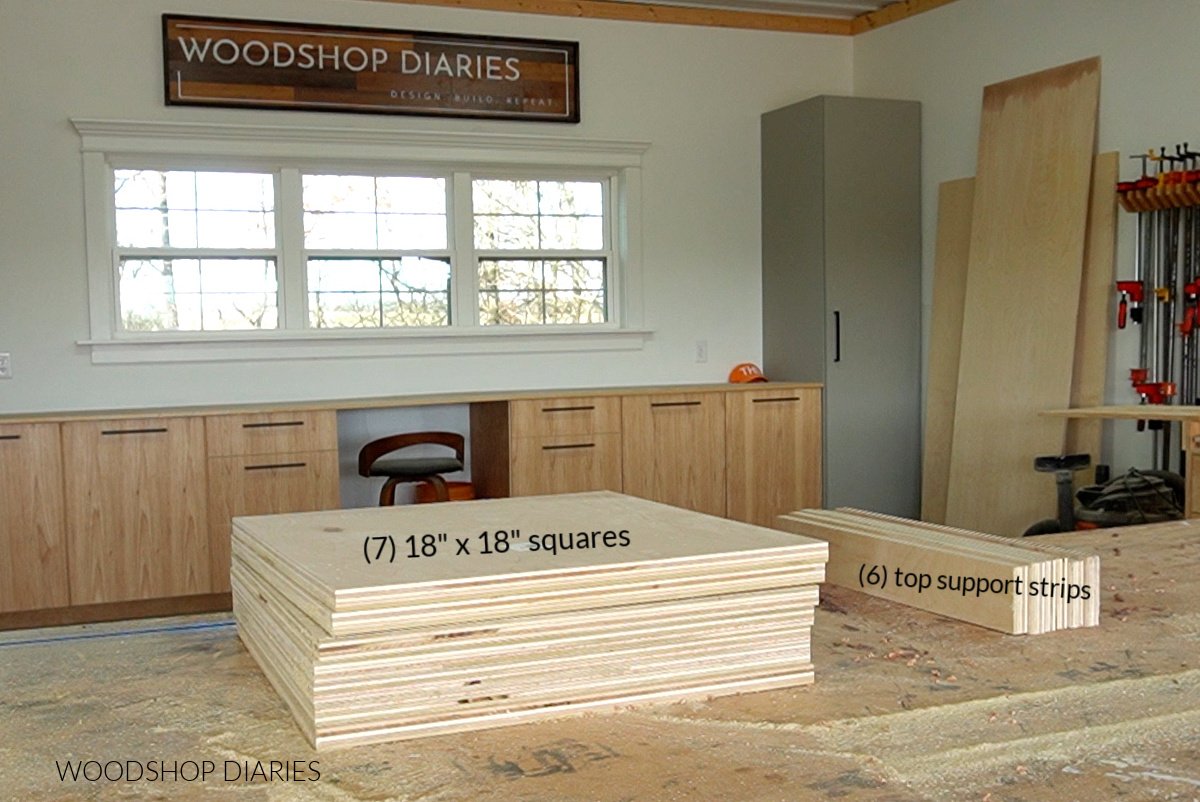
[428,474,450,502]
[380,477,401,506]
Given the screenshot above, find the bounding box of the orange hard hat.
[729,363,768,383]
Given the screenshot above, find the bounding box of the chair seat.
[369,456,463,478]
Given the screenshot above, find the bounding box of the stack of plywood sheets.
[775,508,1098,635]
[231,491,828,749]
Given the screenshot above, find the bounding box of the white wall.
[0,0,851,415]
[853,0,1200,475]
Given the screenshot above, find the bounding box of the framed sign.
[163,15,579,123]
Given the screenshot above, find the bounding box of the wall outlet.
[694,340,708,363]
[0,353,10,379]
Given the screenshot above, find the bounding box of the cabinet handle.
[542,442,595,451]
[752,397,801,403]
[0,434,20,441]
[650,400,702,408]
[244,462,307,471]
[834,310,841,363]
[243,420,304,429]
[542,406,595,413]
[101,427,167,436]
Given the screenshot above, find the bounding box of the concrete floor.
[3,521,1200,801]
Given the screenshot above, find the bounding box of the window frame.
[75,119,649,364]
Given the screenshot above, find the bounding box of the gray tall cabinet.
[761,95,921,516]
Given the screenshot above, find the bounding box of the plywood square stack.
[775,508,1098,634]
[231,491,827,749]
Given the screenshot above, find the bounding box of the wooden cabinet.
[726,387,823,528]
[474,396,624,498]
[206,411,339,592]
[763,96,921,516]
[0,423,69,612]
[621,393,726,516]
[62,417,209,604]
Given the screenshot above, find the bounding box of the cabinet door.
[726,387,822,528]
[63,417,209,604]
[621,394,726,517]
[510,434,622,496]
[207,450,340,592]
[0,423,69,612]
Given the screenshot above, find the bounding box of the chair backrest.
[357,431,465,477]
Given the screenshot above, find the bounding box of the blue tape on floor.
[0,619,236,648]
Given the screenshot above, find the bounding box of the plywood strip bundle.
[775,508,1098,634]
[231,491,827,749]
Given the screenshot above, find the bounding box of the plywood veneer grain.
[945,58,1101,536]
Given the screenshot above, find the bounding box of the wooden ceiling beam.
[850,0,959,34]
[360,0,852,34]
[355,0,960,35]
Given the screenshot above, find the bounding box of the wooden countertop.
[0,382,822,425]
[1043,404,1200,420]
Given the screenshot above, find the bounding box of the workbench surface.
[3,520,1198,801]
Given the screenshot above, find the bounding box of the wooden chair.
[357,431,465,506]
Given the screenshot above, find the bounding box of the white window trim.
[73,119,650,364]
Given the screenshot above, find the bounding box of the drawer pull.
[101,427,168,436]
[650,401,702,408]
[752,396,801,403]
[244,461,307,471]
[542,443,595,451]
[0,434,20,441]
[243,420,305,429]
[541,406,595,413]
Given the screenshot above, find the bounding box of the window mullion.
[278,168,306,330]
[451,171,477,328]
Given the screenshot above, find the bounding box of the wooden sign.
[163,15,579,123]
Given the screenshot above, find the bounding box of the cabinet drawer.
[207,450,340,593]
[510,396,621,438]
[510,433,622,497]
[206,410,336,457]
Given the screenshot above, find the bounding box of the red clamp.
[1182,281,1200,336]
[1116,280,1144,329]
[1133,380,1176,405]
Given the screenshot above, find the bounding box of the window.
[475,179,608,325]
[303,174,451,328]
[114,170,278,331]
[76,120,648,362]
[108,170,611,332]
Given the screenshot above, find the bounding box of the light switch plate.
[0,353,11,379]
[694,340,708,363]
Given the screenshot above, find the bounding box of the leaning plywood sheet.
[945,58,1101,536]
[922,176,975,524]
[1065,151,1119,471]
